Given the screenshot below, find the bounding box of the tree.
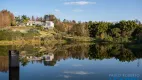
[38,17,43,22]
[0,10,16,27]
[89,22,110,39]
[70,23,89,36]
[63,19,68,23]
[111,28,121,38]
[44,14,56,21]
[36,17,39,21]
[21,15,30,23]
[44,15,49,21]
[15,16,21,25]
[132,27,142,42]
[0,12,3,27]
[116,20,138,37]
[31,16,35,21]
[72,20,76,24]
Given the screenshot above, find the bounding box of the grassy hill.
[0,26,93,45]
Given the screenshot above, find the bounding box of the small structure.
[43,21,54,29]
[26,56,42,61]
[26,21,54,29]
[19,23,26,27]
[43,53,54,61]
[26,21,34,26]
[26,21,43,26]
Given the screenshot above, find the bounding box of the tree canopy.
[0,10,15,27]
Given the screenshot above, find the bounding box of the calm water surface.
[0,43,142,80]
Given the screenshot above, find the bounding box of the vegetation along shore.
[0,9,142,45]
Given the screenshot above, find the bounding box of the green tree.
[132,27,142,42]
[89,22,110,39]
[116,20,138,37]
[111,28,121,38]
[70,23,89,36]
[21,15,30,23]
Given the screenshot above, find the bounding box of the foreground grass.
[0,40,41,45]
[63,36,93,42]
[0,36,93,45]
[0,26,94,45]
[0,40,67,45]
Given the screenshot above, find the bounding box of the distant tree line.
[15,14,56,26]
[15,15,30,25]
[53,19,90,37]
[88,20,142,43]
[53,18,142,43]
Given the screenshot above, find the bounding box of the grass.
[0,39,67,45]
[0,26,94,45]
[64,36,93,42]
[0,40,41,45]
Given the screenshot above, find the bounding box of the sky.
[0,0,142,22]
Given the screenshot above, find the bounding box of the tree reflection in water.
[0,43,142,68]
[19,43,142,66]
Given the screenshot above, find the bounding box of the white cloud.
[64,75,71,78]
[64,1,96,5]
[72,9,84,12]
[64,71,94,75]
[55,9,60,12]
[57,75,71,79]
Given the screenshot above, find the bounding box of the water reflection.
[0,56,8,72]
[0,43,141,80]
[0,43,142,68]
[17,43,142,67]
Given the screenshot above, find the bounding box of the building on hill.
[26,21,43,26]
[43,53,54,61]
[43,21,54,29]
[26,21,54,29]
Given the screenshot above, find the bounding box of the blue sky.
[0,0,142,22]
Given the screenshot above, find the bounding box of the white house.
[26,21,54,29]
[43,53,54,61]
[27,21,43,26]
[43,21,54,29]
[26,21,33,26]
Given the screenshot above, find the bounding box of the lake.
[0,43,142,80]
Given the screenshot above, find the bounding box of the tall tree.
[36,17,39,21]
[38,17,43,22]
[31,16,35,21]
[21,15,30,23]
[44,14,56,21]
[0,10,16,27]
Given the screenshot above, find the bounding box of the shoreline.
[0,40,70,45]
[0,40,41,45]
